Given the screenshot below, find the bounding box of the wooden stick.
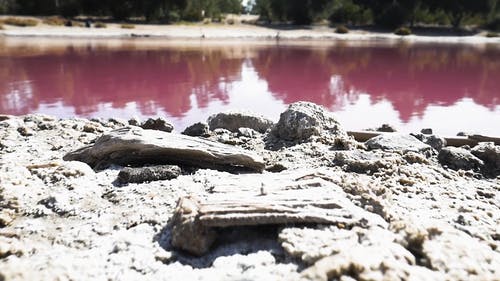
[347,131,500,147]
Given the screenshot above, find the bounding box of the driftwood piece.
[63,127,265,172]
[170,170,387,256]
[347,131,500,147]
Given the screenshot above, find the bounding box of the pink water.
[1,38,499,135]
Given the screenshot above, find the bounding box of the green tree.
[426,0,492,28]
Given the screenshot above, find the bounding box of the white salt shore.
[1,23,500,45]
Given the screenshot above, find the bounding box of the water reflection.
[0,39,499,135]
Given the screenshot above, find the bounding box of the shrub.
[335,25,349,34]
[394,26,411,36]
[3,17,38,27]
[43,16,65,26]
[94,22,107,28]
[121,24,135,29]
[226,18,235,25]
[72,21,85,27]
[486,32,498,38]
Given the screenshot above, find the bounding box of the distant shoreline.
[1,21,499,45]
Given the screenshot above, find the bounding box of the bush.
[394,26,411,36]
[43,16,66,26]
[3,17,38,27]
[486,32,498,37]
[71,21,85,27]
[335,25,349,34]
[121,24,135,29]
[94,22,107,28]
[226,18,235,25]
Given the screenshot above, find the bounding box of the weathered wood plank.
[347,131,500,146]
[63,126,265,172]
[170,170,387,256]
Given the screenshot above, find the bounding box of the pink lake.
[1,37,499,136]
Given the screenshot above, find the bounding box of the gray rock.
[471,142,500,176]
[182,122,210,137]
[0,115,13,122]
[424,135,446,151]
[421,128,433,135]
[438,147,483,171]
[107,118,128,127]
[117,165,181,184]
[412,133,446,151]
[334,150,402,174]
[140,117,173,132]
[128,117,141,126]
[207,111,274,133]
[17,126,34,137]
[272,102,346,141]
[376,124,397,132]
[366,134,431,152]
[237,127,258,138]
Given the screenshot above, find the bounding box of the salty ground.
[0,102,499,280]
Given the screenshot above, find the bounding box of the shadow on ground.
[154,223,290,269]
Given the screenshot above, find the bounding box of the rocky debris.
[471,142,500,176]
[423,135,446,151]
[128,117,141,126]
[403,151,430,164]
[82,123,104,134]
[26,161,94,184]
[299,226,446,281]
[334,150,403,174]
[237,127,258,138]
[37,196,76,217]
[17,125,35,137]
[391,220,500,280]
[366,133,431,153]
[63,126,265,172]
[0,187,19,228]
[421,128,433,135]
[438,147,483,171]
[207,111,274,133]
[279,226,359,264]
[2,109,500,281]
[140,117,174,132]
[412,133,447,151]
[107,117,128,127]
[0,114,13,121]
[170,171,387,256]
[117,165,182,184]
[182,122,210,137]
[376,124,397,132]
[272,102,347,142]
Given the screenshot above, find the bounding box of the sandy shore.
[1,20,500,44]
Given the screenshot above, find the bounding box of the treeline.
[0,0,242,22]
[253,0,500,30]
[1,0,499,30]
